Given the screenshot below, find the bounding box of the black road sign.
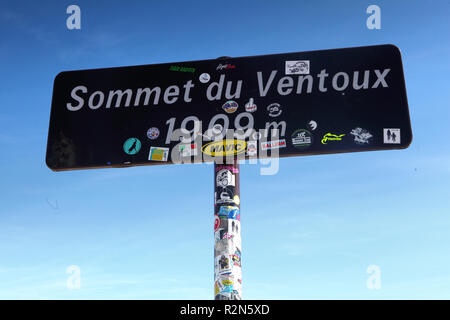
[46,44,412,171]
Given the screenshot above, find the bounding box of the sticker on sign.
[285,60,310,75]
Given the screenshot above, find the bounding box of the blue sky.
[0,0,449,299]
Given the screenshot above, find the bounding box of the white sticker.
[261,139,286,150]
[216,169,235,188]
[383,128,400,144]
[285,60,310,75]
[246,141,257,156]
[179,143,198,157]
[267,103,282,117]
[308,120,317,131]
[245,98,257,112]
[199,73,211,83]
[350,127,372,144]
[148,147,169,161]
[215,254,232,275]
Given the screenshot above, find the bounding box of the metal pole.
[214,159,242,300]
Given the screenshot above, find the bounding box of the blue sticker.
[218,206,240,220]
[222,285,233,293]
[123,138,141,155]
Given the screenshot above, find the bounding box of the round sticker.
[252,131,262,140]
[199,73,211,83]
[212,124,223,135]
[123,138,141,155]
[308,120,318,131]
[233,195,240,205]
[214,215,220,232]
[291,129,313,148]
[222,101,238,114]
[222,280,233,286]
[147,127,160,140]
[217,169,234,188]
[267,103,282,117]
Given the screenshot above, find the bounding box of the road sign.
[46,44,412,171]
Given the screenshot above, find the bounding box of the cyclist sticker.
[123,138,141,155]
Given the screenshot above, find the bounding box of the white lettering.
[67,85,87,111]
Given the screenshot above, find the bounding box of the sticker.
[267,103,282,117]
[216,220,241,242]
[215,239,232,253]
[212,124,223,134]
[215,292,231,300]
[179,143,198,157]
[218,206,240,220]
[252,131,262,141]
[216,169,235,188]
[216,188,235,205]
[350,127,373,144]
[222,279,233,286]
[308,120,318,131]
[214,281,221,296]
[217,63,236,70]
[123,138,141,155]
[216,165,239,174]
[203,124,224,140]
[215,279,233,294]
[228,219,240,234]
[218,219,241,244]
[291,129,313,148]
[220,279,234,293]
[232,248,241,267]
[148,146,169,161]
[223,285,233,293]
[199,73,211,83]
[146,127,160,140]
[261,139,286,150]
[215,221,232,240]
[285,60,310,75]
[214,215,221,232]
[219,274,234,282]
[245,98,257,112]
[246,141,257,156]
[169,65,195,73]
[222,101,238,114]
[231,291,241,300]
[216,216,227,231]
[202,139,246,156]
[216,255,232,274]
[383,128,400,144]
[233,195,240,205]
[214,229,224,243]
[222,232,233,240]
[321,133,345,144]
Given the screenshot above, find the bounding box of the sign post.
[46,44,413,300]
[214,159,241,300]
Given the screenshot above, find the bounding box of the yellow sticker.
[233,195,240,205]
[222,280,233,286]
[202,139,246,156]
[214,281,220,295]
[321,133,345,144]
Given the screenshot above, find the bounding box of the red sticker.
[214,215,220,232]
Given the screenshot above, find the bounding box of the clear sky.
[0,0,449,299]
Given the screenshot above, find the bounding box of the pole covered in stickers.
[214,161,242,300]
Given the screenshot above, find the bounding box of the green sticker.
[123,138,141,155]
